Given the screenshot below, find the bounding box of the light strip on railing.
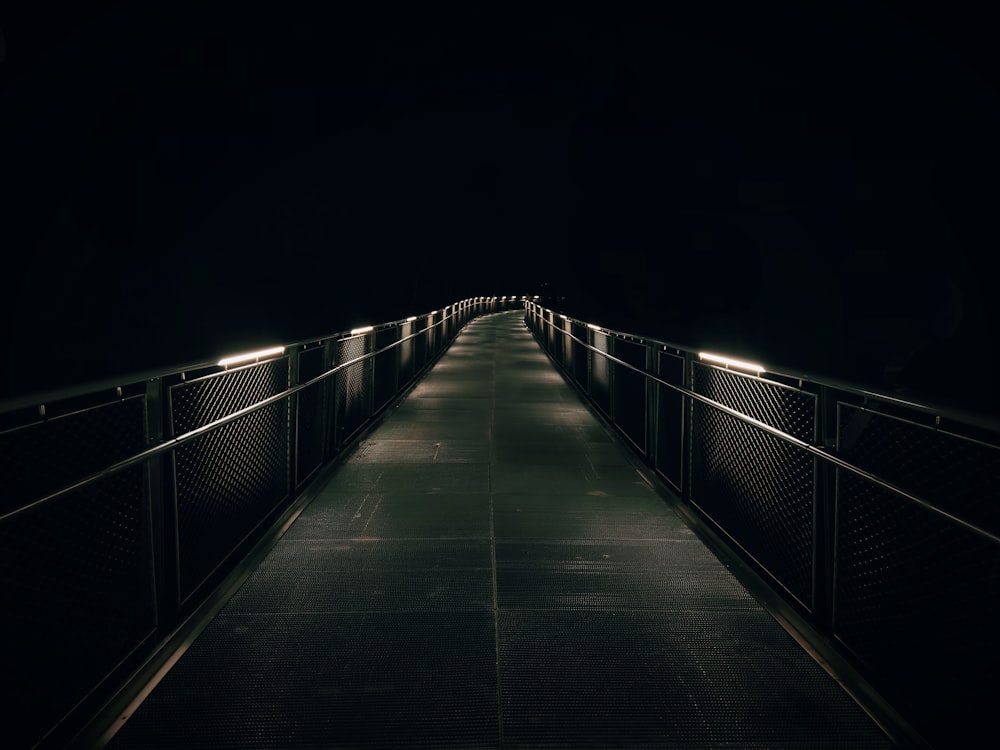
[350,325,374,335]
[698,352,765,374]
[406,316,417,322]
[217,346,286,367]
[587,323,602,331]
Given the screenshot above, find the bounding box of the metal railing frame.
[524,300,1000,750]
[0,295,523,750]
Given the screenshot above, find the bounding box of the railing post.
[144,375,175,631]
[286,344,300,509]
[814,382,839,633]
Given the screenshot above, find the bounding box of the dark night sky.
[1,3,997,417]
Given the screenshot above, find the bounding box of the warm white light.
[218,346,285,367]
[587,323,602,331]
[698,352,765,374]
[534,295,540,299]
[350,325,374,335]
[406,316,417,322]
[559,314,568,320]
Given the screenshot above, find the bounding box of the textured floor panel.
[368,415,493,441]
[394,397,495,412]
[493,505,694,541]
[496,540,758,610]
[325,461,491,493]
[498,610,895,749]
[283,492,492,540]
[491,421,613,444]
[224,538,493,613]
[350,439,491,464]
[491,403,594,423]
[490,463,650,496]
[107,612,499,749]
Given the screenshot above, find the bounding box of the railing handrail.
[0,298,525,523]
[548,316,1000,545]
[0,298,502,416]
[534,303,1000,435]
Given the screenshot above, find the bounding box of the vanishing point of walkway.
[102,310,896,748]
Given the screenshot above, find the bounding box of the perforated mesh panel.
[1,467,154,750]
[834,473,1000,748]
[398,321,415,385]
[655,350,685,492]
[834,404,1000,748]
[373,327,399,414]
[691,364,817,609]
[413,321,428,373]
[571,322,587,387]
[295,347,328,489]
[838,404,1000,536]
[335,336,372,449]
[589,330,611,416]
[612,337,646,454]
[171,361,290,602]
[0,395,147,515]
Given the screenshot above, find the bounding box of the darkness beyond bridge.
[91,311,896,749]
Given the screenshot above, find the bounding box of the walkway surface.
[102,310,897,749]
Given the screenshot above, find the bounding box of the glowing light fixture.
[406,316,417,322]
[587,323,602,331]
[218,346,285,368]
[698,352,765,374]
[559,314,568,320]
[350,325,374,335]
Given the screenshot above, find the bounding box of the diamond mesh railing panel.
[589,330,611,417]
[373,327,399,415]
[560,318,573,372]
[295,346,328,489]
[838,404,1000,536]
[571,322,588,389]
[335,335,373,450]
[655,350,685,493]
[691,364,818,609]
[398,322,415,385]
[694,363,817,443]
[170,361,290,603]
[834,472,1000,748]
[612,337,647,455]
[834,403,1000,748]
[1,466,154,750]
[0,395,147,515]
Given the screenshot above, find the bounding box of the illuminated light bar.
[587,323,602,331]
[698,352,765,374]
[534,295,540,299]
[406,316,417,322]
[559,314,568,320]
[350,325,374,335]
[218,346,285,367]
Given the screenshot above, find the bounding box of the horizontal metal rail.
[0,303,481,523]
[534,309,1000,546]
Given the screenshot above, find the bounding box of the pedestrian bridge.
[2,300,997,749]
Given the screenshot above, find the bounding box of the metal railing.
[525,301,1000,750]
[0,295,523,750]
